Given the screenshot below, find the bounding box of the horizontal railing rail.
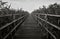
[0,15,25,30]
[3,15,27,39]
[35,15,60,30]
[0,14,21,17]
[33,15,57,39]
[34,13,60,17]
[0,14,28,39]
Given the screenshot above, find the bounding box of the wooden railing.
[34,13,60,17]
[0,14,28,39]
[0,14,20,17]
[32,13,60,39]
[33,13,60,30]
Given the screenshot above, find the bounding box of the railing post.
[36,14,38,24]
[13,14,15,26]
[0,31,2,39]
[38,14,40,25]
[11,33,13,39]
[13,15,15,20]
[44,15,49,39]
[45,15,49,39]
[12,14,16,38]
[58,19,60,26]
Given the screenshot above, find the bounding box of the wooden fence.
[0,13,28,39]
[32,13,60,39]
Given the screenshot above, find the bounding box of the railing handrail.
[0,14,21,17]
[3,18,25,39]
[0,15,25,30]
[32,15,56,39]
[38,19,56,39]
[34,13,60,17]
[35,15,60,30]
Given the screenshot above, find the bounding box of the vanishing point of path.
[14,15,47,39]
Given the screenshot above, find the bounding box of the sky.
[2,0,60,13]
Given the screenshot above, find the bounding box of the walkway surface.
[14,15,47,39]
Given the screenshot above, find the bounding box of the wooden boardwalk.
[14,15,47,39]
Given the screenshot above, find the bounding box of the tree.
[47,3,60,14]
[0,0,7,9]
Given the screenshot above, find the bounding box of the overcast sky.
[2,0,60,13]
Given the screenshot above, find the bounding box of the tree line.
[0,1,29,27]
[32,3,60,15]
